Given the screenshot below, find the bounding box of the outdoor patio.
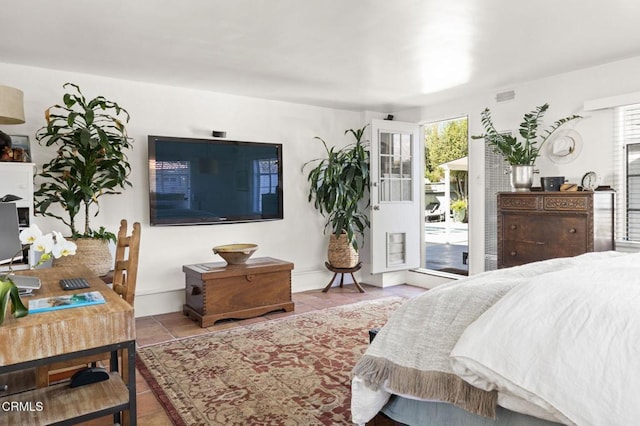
[425,221,468,275]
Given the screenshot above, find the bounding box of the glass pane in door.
[378,131,413,202]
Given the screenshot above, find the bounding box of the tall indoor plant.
[34,83,133,275]
[472,103,581,190]
[303,125,370,268]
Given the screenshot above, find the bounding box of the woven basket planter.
[53,238,112,277]
[327,233,359,269]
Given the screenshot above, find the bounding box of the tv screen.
[148,135,283,226]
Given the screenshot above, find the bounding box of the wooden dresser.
[497,191,614,268]
[183,257,294,327]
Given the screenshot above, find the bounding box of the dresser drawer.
[501,215,546,241]
[545,216,588,247]
[501,240,546,267]
[543,195,589,211]
[0,369,36,397]
[499,194,540,211]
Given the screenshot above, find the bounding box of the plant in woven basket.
[33,83,133,276]
[303,125,370,259]
[34,83,133,243]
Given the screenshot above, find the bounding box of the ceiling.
[3,0,640,112]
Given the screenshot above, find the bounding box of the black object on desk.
[60,278,91,290]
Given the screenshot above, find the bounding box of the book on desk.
[28,291,106,314]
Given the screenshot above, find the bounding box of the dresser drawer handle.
[568,228,577,233]
[246,274,255,282]
[510,224,518,230]
[510,251,517,257]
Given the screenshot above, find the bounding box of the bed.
[351,251,640,425]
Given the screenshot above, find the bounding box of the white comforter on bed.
[351,251,638,425]
[451,252,640,426]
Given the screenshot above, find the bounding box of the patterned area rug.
[136,297,405,425]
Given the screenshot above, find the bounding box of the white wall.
[5,54,640,312]
[398,55,640,282]
[0,62,366,317]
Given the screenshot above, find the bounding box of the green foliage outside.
[450,198,467,211]
[425,118,468,199]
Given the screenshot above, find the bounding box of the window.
[615,104,640,242]
[253,158,279,212]
[380,132,413,202]
[155,160,191,208]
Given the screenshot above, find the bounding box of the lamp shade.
[0,85,25,125]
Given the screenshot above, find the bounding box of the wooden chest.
[182,257,294,327]
[497,191,614,268]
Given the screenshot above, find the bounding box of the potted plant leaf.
[451,198,468,223]
[34,83,133,276]
[303,125,370,268]
[472,103,581,191]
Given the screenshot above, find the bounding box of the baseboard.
[134,268,337,317]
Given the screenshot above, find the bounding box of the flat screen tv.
[148,135,283,226]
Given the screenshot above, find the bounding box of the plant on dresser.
[472,103,581,191]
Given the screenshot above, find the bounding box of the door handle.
[372,205,380,211]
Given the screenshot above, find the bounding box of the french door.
[369,119,422,274]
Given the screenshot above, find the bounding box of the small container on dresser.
[497,190,614,268]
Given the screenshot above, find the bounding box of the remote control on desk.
[60,278,91,290]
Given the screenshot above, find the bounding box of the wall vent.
[496,90,516,103]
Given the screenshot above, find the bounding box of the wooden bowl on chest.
[212,244,258,265]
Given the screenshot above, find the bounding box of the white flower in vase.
[1,225,78,325]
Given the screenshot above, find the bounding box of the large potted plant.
[472,103,581,191]
[304,125,370,268]
[34,83,133,276]
[451,198,468,223]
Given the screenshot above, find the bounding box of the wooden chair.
[112,219,141,306]
[36,219,141,387]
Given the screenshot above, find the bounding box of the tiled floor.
[81,283,428,425]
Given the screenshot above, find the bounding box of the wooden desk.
[0,266,136,425]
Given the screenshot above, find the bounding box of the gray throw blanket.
[352,252,623,418]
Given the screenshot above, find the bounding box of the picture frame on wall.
[6,135,30,162]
